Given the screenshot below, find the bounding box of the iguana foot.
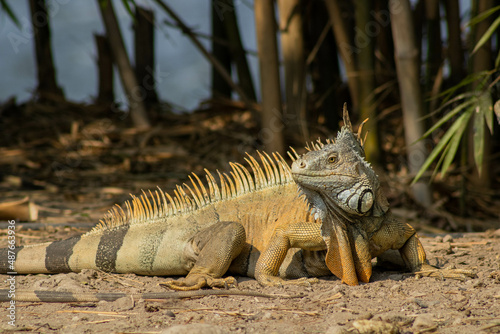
[414,264,476,282]
[159,276,238,291]
[258,276,319,287]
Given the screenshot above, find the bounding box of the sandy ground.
[1,229,499,334]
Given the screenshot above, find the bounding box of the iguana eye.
[328,155,337,163]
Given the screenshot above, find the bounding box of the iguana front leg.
[399,231,476,281]
[255,221,326,286]
[372,218,476,281]
[160,221,246,291]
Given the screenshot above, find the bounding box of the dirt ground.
[0,229,499,333]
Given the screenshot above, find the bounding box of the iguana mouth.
[292,170,358,178]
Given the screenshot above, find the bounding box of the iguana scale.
[0,105,474,303]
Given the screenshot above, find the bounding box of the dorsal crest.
[89,151,293,233]
[287,104,368,162]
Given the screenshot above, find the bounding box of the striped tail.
[0,236,83,274]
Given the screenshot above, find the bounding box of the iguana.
[0,105,474,303]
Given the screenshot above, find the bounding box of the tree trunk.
[354,1,379,163]
[97,0,151,129]
[374,0,394,86]
[29,0,64,102]
[304,0,341,130]
[255,0,285,154]
[94,34,114,105]
[278,0,306,138]
[424,0,442,93]
[211,1,232,99]
[390,0,431,206]
[443,0,464,85]
[221,0,256,101]
[134,6,159,108]
[324,0,359,110]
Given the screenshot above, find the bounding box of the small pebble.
[413,314,435,330]
[358,312,373,320]
[325,325,348,334]
[443,235,454,243]
[161,324,227,334]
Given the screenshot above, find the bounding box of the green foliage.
[413,6,500,184]
[1,0,20,28]
[413,73,497,183]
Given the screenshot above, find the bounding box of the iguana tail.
[0,236,87,274]
[0,224,137,274]
[0,221,195,276]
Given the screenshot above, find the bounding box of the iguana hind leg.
[255,221,326,287]
[160,221,246,291]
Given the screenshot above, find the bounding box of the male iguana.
[0,106,474,302]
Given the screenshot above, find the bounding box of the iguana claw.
[258,276,319,287]
[414,264,477,282]
[159,275,238,291]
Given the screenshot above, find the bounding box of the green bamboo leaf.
[437,72,489,102]
[496,50,500,69]
[422,99,475,138]
[99,0,109,10]
[1,0,21,28]
[430,142,449,181]
[477,92,493,133]
[494,100,500,124]
[467,5,500,27]
[473,109,485,176]
[413,116,464,183]
[472,15,500,54]
[440,109,473,176]
[427,91,475,119]
[414,109,475,183]
[121,0,135,17]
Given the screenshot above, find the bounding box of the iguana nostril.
[299,161,306,168]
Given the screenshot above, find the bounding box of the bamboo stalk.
[255,0,285,154]
[324,0,359,109]
[97,0,151,129]
[278,0,307,139]
[390,0,431,206]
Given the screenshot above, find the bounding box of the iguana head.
[291,105,386,222]
[290,104,388,285]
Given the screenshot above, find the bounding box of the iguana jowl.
[290,105,475,286]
